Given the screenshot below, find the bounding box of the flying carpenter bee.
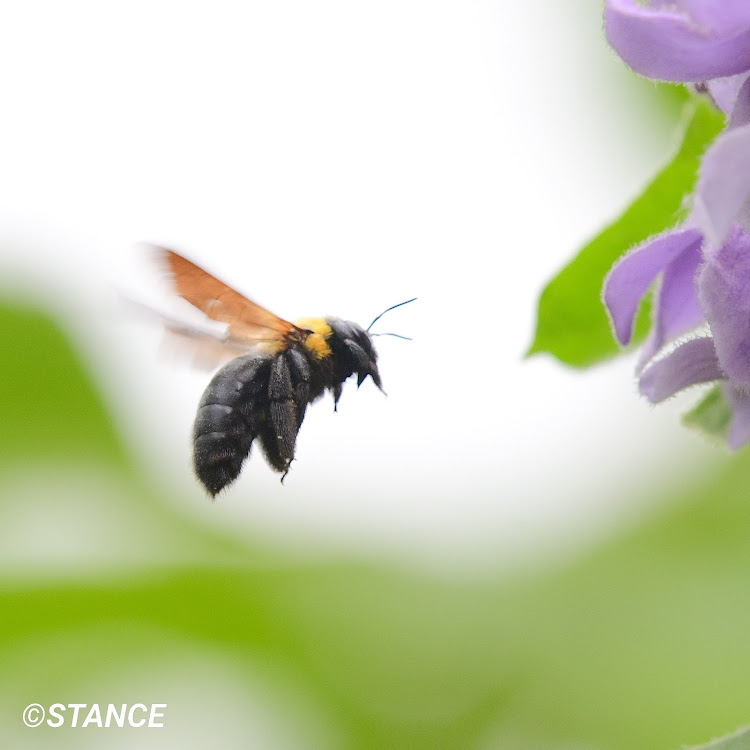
[155,248,414,497]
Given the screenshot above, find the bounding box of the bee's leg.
[258,352,299,475]
[342,339,382,390]
[332,383,342,411]
[343,339,371,377]
[280,460,294,484]
[287,348,311,427]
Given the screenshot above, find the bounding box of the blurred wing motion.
[158,247,298,348]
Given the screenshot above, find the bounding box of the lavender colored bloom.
[601,1,750,448]
[704,73,750,116]
[638,337,723,402]
[622,223,750,383]
[636,336,750,450]
[604,1,750,247]
[698,225,750,386]
[603,227,704,367]
[695,75,750,244]
[622,225,750,449]
[605,0,750,82]
[723,384,750,448]
[603,220,750,450]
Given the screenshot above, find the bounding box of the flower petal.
[727,73,750,127]
[604,228,703,346]
[637,236,704,368]
[706,72,750,116]
[724,384,750,449]
[639,337,724,403]
[699,226,750,386]
[694,123,750,245]
[605,0,750,82]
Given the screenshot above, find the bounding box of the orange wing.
[158,247,297,348]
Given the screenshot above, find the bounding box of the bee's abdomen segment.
[193,354,270,496]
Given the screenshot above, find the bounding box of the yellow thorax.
[294,317,332,359]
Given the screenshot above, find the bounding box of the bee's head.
[294,299,415,394]
[326,318,383,391]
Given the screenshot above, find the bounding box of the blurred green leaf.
[688,725,750,749]
[683,386,732,444]
[0,300,124,464]
[527,95,725,368]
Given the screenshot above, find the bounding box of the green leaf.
[0,298,124,463]
[687,725,750,750]
[527,94,726,368]
[682,385,732,444]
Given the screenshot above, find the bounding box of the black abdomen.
[192,348,315,495]
[193,354,271,496]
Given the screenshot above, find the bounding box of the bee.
[157,248,413,497]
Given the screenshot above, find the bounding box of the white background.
[0,0,718,574]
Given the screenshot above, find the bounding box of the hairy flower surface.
[699,226,750,386]
[605,219,750,447]
[606,1,750,247]
[604,227,704,369]
[602,1,750,447]
[695,76,750,244]
[605,0,750,82]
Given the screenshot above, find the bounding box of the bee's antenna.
[370,332,412,341]
[366,298,417,332]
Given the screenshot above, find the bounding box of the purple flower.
[604,1,750,246]
[602,1,750,448]
[605,0,750,82]
[638,337,723,402]
[605,2,750,247]
[604,226,704,369]
[606,224,750,448]
[695,75,750,245]
[698,225,750,386]
[636,337,750,449]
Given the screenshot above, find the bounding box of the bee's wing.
[121,292,251,372]
[159,328,251,372]
[158,247,297,348]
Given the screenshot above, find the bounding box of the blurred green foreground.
[2,296,750,750]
